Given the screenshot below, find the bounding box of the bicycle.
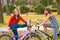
[32,20,60,40]
[0,20,41,40]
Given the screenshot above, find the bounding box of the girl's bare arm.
[41,14,50,25]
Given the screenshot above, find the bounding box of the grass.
[0,12,60,26]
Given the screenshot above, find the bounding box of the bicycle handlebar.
[27,20,31,27]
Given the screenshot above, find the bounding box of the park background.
[0,0,60,26]
[0,0,60,36]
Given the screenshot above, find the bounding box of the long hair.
[44,8,52,16]
[12,7,20,22]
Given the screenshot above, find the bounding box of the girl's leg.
[17,24,27,28]
[10,24,18,40]
[10,24,27,29]
[53,26,59,40]
[43,26,48,33]
[12,30,18,40]
[10,24,27,40]
[43,24,53,33]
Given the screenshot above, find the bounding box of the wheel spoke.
[0,34,13,40]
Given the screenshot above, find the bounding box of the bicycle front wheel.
[24,32,41,40]
[0,34,13,40]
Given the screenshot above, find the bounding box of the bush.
[29,9,34,12]
[51,2,57,12]
[20,5,29,14]
[3,5,7,12]
[52,2,57,8]
[9,4,16,13]
[40,0,53,7]
[51,8,57,12]
[34,4,45,14]
[15,0,27,6]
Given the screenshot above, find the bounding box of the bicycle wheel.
[24,32,41,40]
[0,34,13,40]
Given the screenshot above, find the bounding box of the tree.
[36,0,40,6]
[40,0,53,7]
[6,0,10,15]
[0,0,4,23]
[56,0,60,14]
[28,0,31,5]
[12,0,15,5]
[15,0,27,6]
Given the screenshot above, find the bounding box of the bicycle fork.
[28,33,32,40]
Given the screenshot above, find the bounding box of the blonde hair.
[12,7,20,14]
[12,7,20,22]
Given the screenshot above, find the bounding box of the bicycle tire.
[0,34,13,40]
[24,32,41,40]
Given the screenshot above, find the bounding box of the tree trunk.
[1,0,4,6]
[36,0,40,6]
[56,0,60,14]
[0,0,4,23]
[28,0,31,5]
[6,0,10,15]
[12,0,15,5]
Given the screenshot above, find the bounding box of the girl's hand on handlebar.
[27,25,32,30]
[27,27,31,30]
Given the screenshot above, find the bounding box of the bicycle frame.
[13,30,32,40]
[13,20,32,40]
[35,29,52,40]
[0,20,41,40]
[34,24,59,40]
[33,26,48,40]
[0,28,32,40]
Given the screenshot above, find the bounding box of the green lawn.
[0,12,60,26]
